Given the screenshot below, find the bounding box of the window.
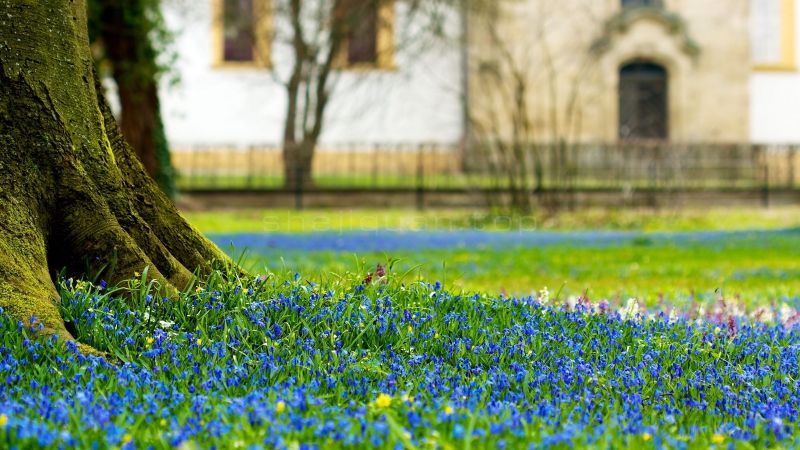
[223,0,254,61]
[619,62,668,140]
[621,0,663,8]
[212,0,271,67]
[751,0,796,70]
[336,0,395,69]
[347,3,379,64]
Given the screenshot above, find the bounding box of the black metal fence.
[173,142,800,192]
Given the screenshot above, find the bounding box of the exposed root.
[0,0,242,358]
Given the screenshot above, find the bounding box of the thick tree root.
[0,8,238,354]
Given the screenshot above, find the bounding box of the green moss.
[0,0,240,354]
[0,232,65,339]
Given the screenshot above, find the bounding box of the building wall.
[158,1,464,149]
[468,0,750,143]
[155,0,800,149]
[750,0,800,143]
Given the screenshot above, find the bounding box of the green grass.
[185,207,800,306]
[184,206,800,234]
[229,235,800,307]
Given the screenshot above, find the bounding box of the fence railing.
[172,142,800,193]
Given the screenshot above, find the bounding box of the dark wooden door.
[619,62,668,139]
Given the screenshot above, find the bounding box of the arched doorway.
[618,62,668,139]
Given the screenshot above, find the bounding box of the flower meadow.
[210,229,800,306]
[1,268,799,449]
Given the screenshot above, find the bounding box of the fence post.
[372,143,379,188]
[762,147,770,208]
[295,165,304,210]
[247,145,255,189]
[208,146,218,190]
[189,146,197,190]
[416,146,425,211]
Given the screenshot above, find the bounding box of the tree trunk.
[283,140,316,189]
[0,0,233,349]
[96,0,177,198]
[116,76,176,198]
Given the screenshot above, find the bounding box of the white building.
[750,0,800,143]
[159,0,465,151]
[156,0,800,149]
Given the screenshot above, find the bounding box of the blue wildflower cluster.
[210,229,799,253]
[0,272,798,449]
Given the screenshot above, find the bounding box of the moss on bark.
[0,0,237,349]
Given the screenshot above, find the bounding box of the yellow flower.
[407,325,413,333]
[122,434,133,444]
[434,333,440,339]
[0,414,8,427]
[196,338,203,346]
[145,337,155,346]
[159,419,167,427]
[714,326,721,334]
[443,405,454,415]
[276,400,287,413]
[375,393,392,408]
[711,434,725,444]
[642,432,652,442]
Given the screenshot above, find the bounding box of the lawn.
[183,206,800,234]
[2,207,799,448]
[186,207,800,307]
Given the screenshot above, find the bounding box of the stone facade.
[468,0,751,143]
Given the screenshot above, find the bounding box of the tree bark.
[95,0,177,199]
[283,140,316,190]
[0,0,233,349]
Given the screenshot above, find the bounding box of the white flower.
[780,303,796,325]
[619,298,640,321]
[538,287,550,305]
[668,308,679,324]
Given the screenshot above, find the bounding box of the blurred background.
[91,0,800,305]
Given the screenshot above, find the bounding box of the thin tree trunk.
[0,0,234,351]
[283,140,316,189]
[97,0,177,198]
[116,80,174,195]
